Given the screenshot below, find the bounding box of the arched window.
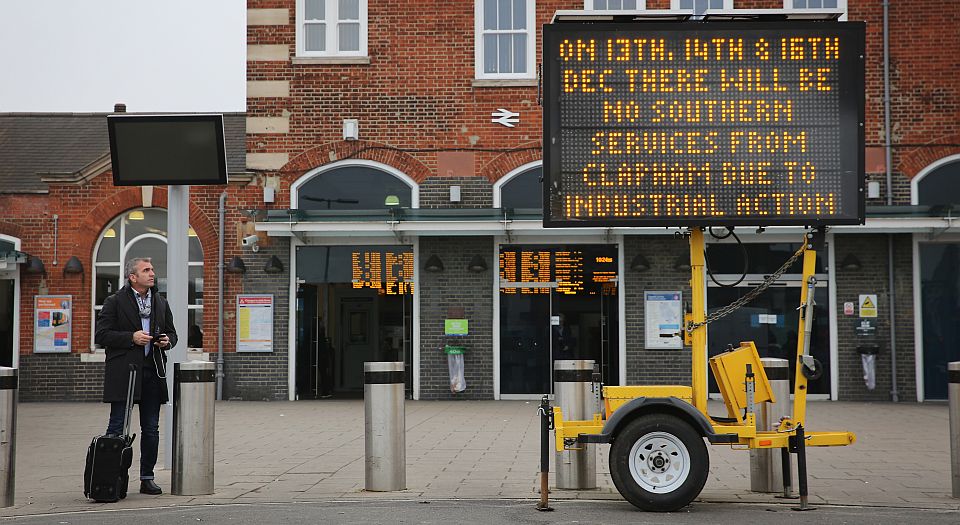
[497,165,542,210]
[916,158,960,206]
[92,208,204,349]
[295,163,415,209]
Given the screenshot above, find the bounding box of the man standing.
[95,257,177,495]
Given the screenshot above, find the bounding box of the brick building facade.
[1,0,958,403]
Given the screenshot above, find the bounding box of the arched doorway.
[290,161,417,399]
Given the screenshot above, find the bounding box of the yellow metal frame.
[552,229,855,453]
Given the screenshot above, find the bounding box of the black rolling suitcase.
[84,365,137,502]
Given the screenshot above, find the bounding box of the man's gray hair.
[125,257,153,280]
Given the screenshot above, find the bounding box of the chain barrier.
[686,243,807,333]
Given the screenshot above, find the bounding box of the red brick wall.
[247,0,960,192]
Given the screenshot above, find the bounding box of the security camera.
[242,234,260,252]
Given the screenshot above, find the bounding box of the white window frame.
[296,0,368,58]
[475,0,537,80]
[671,0,734,9]
[783,1,847,20]
[585,0,646,9]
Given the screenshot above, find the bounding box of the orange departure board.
[542,21,865,227]
[500,245,616,295]
[352,250,413,295]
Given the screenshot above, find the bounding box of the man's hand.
[132,330,153,346]
[156,334,171,349]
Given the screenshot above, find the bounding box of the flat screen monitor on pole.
[108,114,228,186]
[542,21,866,228]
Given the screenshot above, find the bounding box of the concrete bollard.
[0,367,16,507]
[172,361,215,496]
[554,359,596,490]
[751,358,791,493]
[364,362,405,491]
[950,362,960,499]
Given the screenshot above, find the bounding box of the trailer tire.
[609,413,709,512]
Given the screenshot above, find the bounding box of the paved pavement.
[0,399,956,518]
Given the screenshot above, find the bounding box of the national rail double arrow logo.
[491,108,519,127]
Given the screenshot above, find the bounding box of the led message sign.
[543,21,865,227]
[499,245,617,295]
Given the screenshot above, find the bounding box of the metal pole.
[217,192,226,401]
[554,360,596,490]
[792,425,814,511]
[0,367,16,507]
[364,362,405,491]
[780,448,794,500]
[171,361,215,496]
[164,184,190,470]
[949,362,960,498]
[536,395,552,511]
[752,358,791,494]
[883,0,899,404]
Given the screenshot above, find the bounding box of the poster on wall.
[644,291,683,350]
[35,295,71,353]
[237,294,274,352]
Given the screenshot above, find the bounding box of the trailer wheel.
[609,413,709,512]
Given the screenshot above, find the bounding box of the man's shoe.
[139,480,162,495]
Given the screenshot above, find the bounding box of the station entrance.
[295,246,413,399]
[498,244,619,396]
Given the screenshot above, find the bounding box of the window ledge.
[472,78,538,88]
[292,56,371,65]
[80,349,209,363]
[81,351,105,363]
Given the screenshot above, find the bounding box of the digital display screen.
[351,250,414,295]
[296,246,413,294]
[108,114,228,186]
[543,21,865,227]
[499,245,617,295]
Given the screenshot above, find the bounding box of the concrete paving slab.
[0,400,958,517]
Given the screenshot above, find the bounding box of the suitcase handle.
[123,364,137,438]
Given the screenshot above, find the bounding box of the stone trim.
[248,45,290,62]
[471,79,538,88]
[247,81,290,98]
[247,153,291,171]
[292,56,371,65]
[247,117,290,134]
[247,8,288,25]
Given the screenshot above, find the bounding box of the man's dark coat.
[95,285,177,403]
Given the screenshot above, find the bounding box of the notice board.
[644,291,683,350]
[35,295,71,353]
[237,294,274,352]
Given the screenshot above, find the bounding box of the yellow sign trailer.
[548,228,855,512]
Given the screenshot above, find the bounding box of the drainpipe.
[883,0,899,402]
[217,192,227,400]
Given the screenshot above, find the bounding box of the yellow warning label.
[859,294,877,318]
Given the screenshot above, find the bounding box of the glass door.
[705,242,830,396]
[920,242,960,400]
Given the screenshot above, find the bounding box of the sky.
[0,1,246,113]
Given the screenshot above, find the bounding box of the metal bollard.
[751,358,791,493]
[553,360,596,490]
[950,362,960,499]
[364,362,405,491]
[0,367,16,507]
[172,361,215,496]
